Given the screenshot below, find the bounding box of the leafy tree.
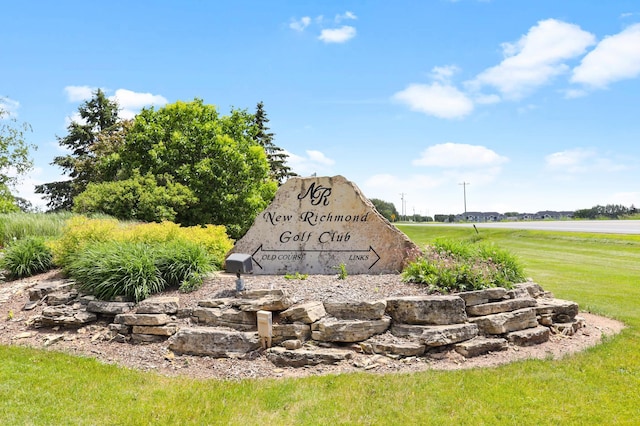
[0,101,34,212]
[83,99,277,238]
[35,89,123,210]
[252,101,296,183]
[574,204,633,219]
[370,198,399,222]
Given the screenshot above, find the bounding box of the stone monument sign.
[229,175,421,275]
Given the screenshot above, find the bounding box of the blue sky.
[2,0,639,216]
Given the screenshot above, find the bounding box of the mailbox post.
[224,253,253,291]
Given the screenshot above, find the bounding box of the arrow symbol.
[251,245,381,270]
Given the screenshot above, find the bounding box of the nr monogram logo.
[298,182,332,206]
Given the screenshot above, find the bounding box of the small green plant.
[284,271,308,280]
[402,239,525,293]
[0,236,54,279]
[335,263,348,280]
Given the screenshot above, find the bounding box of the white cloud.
[431,65,460,83]
[285,149,336,176]
[318,26,356,43]
[290,16,311,32]
[0,97,20,118]
[412,143,508,168]
[392,83,474,119]
[545,148,629,173]
[608,191,640,207]
[64,85,96,102]
[571,23,640,88]
[470,19,596,99]
[335,11,357,23]
[109,89,168,119]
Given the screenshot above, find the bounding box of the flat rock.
[513,281,549,298]
[535,298,579,323]
[272,323,311,345]
[115,313,171,326]
[361,338,425,357]
[323,299,387,320]
[87,300,135,315]
[455,337,508,358]
[391,322,478,347]
[168,327,260,357]
[46,291,78,306]
[191,307,256,331]
[136,296,179,314]
[457,288,507,307]
[266,346,354,367]
[28,280,74,301]
[469,308,538,334]
[507,325,550,346]
[280,301,326,324]
[36,306,97,327]
[132,324,179,336]
[385,296,467,325]
[311,317,391,342]
[466,297,537,316]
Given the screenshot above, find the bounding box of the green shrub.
[68,241,165,302]
[73,171,197,223]
[0,237,54,279]
[402,239,525,293]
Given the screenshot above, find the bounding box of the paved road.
[407,220,640,235]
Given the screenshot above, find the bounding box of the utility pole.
[459,182,470,216]
[400,193,406,222]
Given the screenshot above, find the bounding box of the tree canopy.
[75,99,278,238]
[0,101,34,212]
[370,198,399,222]
[252,101,296,183]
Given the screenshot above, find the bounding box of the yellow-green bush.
[49,217,233,270]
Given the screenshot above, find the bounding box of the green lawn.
[1,226,639,425]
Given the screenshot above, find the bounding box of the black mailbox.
[225,253,253,275]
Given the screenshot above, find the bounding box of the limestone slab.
[168,327,260,357]
[385,296,467,325]
[457,288,507,307]
[136,296,179,314]
[115,313,171,326]
[507,325,550,346]
[323,299,387,320]
[280,301,326,324]
[191,307,256,331]
[266,346,353,367]
[469,308,538,334]
[272,323,312,345]
[534,298,579,323]
[311,317,391,342]
[455,337,508,358]
[391,322,478,347]
[86,300,135,315]
[466,297,537,316]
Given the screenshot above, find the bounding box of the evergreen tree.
[35,89,122,210]
[252,101,296,183]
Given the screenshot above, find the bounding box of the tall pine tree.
[252,102,296,183]
[36,89,122,210]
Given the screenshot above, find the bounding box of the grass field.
[1,226,639,424]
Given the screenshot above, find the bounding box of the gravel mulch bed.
[0,270,625,381]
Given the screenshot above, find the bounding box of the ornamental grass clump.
[154,240,214,293]
[69,241,165,302]
[0,236,54,279]
[402,238,525,293]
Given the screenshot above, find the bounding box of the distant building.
[453,210,574,222]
